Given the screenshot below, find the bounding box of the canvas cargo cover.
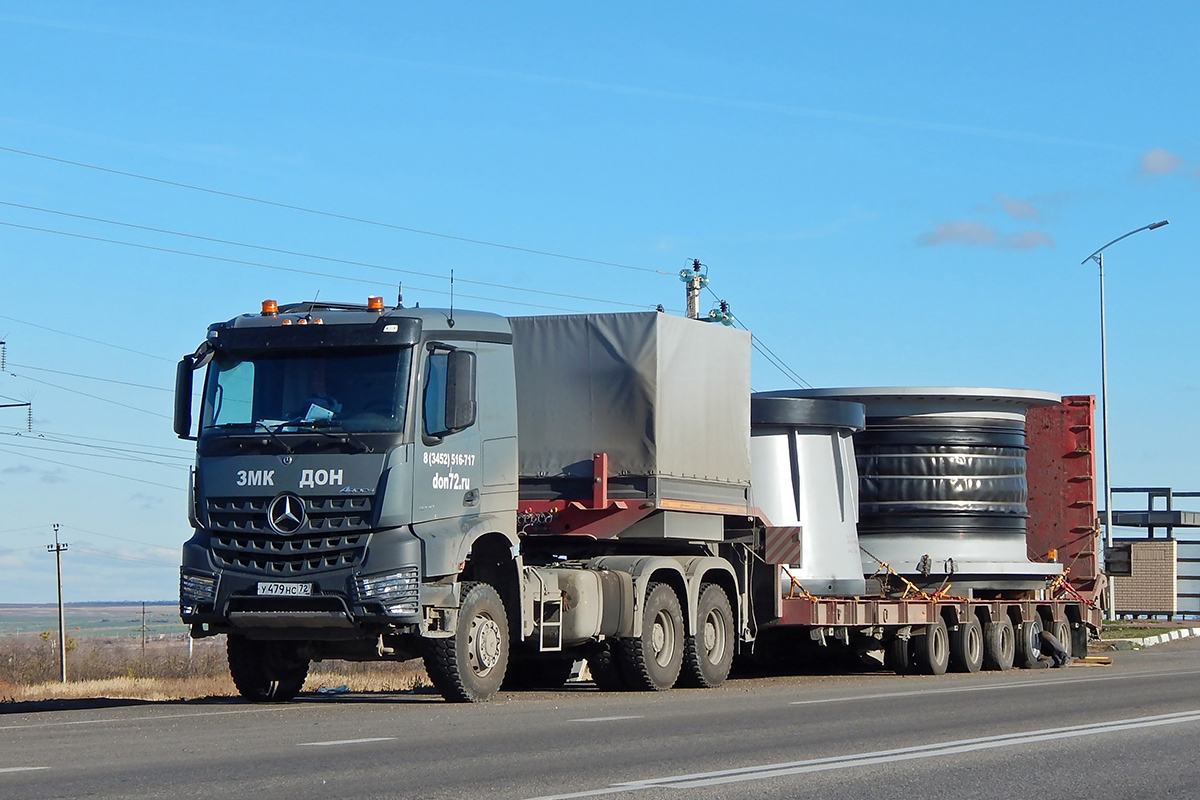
[510,312,751,485]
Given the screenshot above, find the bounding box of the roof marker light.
[367,296,385,312]
[262,299,279,316]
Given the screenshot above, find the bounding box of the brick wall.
[1113,540,1178,614]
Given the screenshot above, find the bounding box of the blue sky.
[0,4,1195,602]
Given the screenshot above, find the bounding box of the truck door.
[412,343,484,529]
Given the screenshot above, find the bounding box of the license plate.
[257,582,313,597]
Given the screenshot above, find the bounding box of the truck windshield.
[200,347,412,434]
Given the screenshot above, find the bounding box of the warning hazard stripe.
[764,526,803,566]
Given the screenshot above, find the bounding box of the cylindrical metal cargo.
[758,387,1064,591]
[749,395,867,596]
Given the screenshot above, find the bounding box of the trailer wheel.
[885,634,913,675]
[679,583,735,688]
[912,618,950,675]
[423,581,509,702]
[1016,617,1044,669]
[618,582,684,691]
[1051,620,1073,658]
[586,640,632,691]
[982,617,1015,671]
[949,619,984,673]
[226,636,309,702]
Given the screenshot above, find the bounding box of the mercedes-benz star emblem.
[267,493,306,534]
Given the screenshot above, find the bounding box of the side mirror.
[174,356,195,439]
[443,349,477,434]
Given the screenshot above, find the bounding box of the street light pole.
[1081,220,1169,619]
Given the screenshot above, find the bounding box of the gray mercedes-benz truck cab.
[176,300,518,675]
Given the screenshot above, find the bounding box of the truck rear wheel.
[586,639,633,691]
[912,618,950,675]
[949,619,984,673]
[1016,617,1044,669]
[679,583,734,688]
[617,582,684,691]
[226,636,309,702]
[423,581,509,703]
[885,633,913,675]
[982,617,1015,671]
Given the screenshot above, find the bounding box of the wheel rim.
[468,613,503,676]
[650,609,676,667]
[967,625,982,662]
[702,607,728,664]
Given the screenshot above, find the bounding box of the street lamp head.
[1149,220,1169,230]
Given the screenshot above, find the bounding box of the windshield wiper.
[254,421,295,454]
[277,419,373,454]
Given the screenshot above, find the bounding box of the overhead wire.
[0,444,184,491]
[0,200,656,311]
[701,280,812,388]
[0,435,189,469]
[0,144,669,276]
[6,362,172,393]
[0,220,596,314]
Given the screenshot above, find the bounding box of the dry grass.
[0,633,430,704]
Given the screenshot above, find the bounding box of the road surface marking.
[789,666,1200,706]
[524,708,1200,798]
[298,737,396,747]
[0,706,305,731]
[570,716,644,723]
[0,767,48,774]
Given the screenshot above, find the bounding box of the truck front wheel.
[423,581,509,702]
[226,636,309,702]
[617,582,684,691]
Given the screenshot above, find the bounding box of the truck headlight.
[180,569,217,615]
[355,566,419,616]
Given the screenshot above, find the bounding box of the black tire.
[503,655,575,690]
[1052,620,1073,658]
[679,583,735,688]
[949,618,984,673]
[1016,617,1044,669]
[617,582,684,691]
[912,618,950,676]
[982,617,1015,671]
[226,636,309,702]
[885,633,913,675]
[586,639,633,691]
[1069,620,1090,658]
[423,582,509,702]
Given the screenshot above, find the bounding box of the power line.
[7,362,172,393]
[0,144,668,276]
[61,524,177,556]
[0,436,189,469]
[0,200,657,311]
[0,312,172,362]
[701,280,812,388]
[0,444,185,491]
[5,369,172,419]
[0,220,594,314]
[0,424,190,456]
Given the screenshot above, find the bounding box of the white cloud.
[918,220,998,247]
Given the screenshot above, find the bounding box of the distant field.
[0,603,187,639]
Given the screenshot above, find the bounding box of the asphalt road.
[4,641,1200,800]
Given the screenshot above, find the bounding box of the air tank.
[759,387,1064,593]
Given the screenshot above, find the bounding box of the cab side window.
[422,347,477,438]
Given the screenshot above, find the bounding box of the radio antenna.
[448,270,456,327]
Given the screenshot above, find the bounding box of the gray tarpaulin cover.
[510,312,751,485]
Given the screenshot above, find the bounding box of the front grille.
[205,495,375,535]
[210,532,368,576]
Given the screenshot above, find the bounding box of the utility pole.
[141,601,147,658]
[47,524,68,683]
